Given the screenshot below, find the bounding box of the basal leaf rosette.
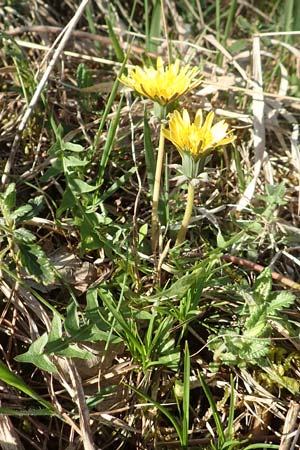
[119,57,201,107]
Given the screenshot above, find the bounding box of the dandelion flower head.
[120,57,201,106]
[163,109,236,161]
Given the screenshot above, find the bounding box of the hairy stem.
[151,124,165,253]
[176,181,195,246]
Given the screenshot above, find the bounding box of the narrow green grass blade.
[215,0,222,66]
[283,0,294,41]
[223,0,237,46]
[0,360,55,412]
[198,370,225,445]
[86,385,117,409]
[93,56,128,151]
[149,0,161,53]
[128,384,183,445]
[233,144,246,192]
[215,0,221,44]
[97,93,124,187]
[294,0,300,30]
[85,3,101,52]
[146,316,174,359]
[145,313,156,353]
[99,167,136,202]
[105,17,125,63]
[99,287,145,358]
[225,374,235,441]
[243,445,279,450]
[0,407,54,416]
[182,341,190,447]
[144,0,150,52]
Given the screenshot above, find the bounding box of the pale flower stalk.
[175,181,195,246]
[151,124,165,252]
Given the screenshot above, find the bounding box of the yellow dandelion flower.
[119,57,201,106]
[163,109,236,160]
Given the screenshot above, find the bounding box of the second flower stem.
[176,181,195,246]
[151,123,165,253]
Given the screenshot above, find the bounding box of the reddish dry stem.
[221,254,300,291]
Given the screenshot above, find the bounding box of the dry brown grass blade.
[199,78,300,106]
[268,319,300,352]
[204,34,253,85]
[6,25,152,56]
[0,280,51,337]
[237,35,267,210]
[270,38,300,60]
[255,31,300,37]
[66,360,95,450]
[267,99,300,213]
[253,41,300,213]
[237,1,273,22]
[1,0,90,187]
[0,415,25,450]
[12,38,126,67]
[279,402,300,450]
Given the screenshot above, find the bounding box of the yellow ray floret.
[163,109,236,160]
[119,57,201,105]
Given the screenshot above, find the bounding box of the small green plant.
[15,311,92,373]
[97,284,180,371]
[255,182,287,223]
[15,297,123,373]
[0,183,55,285]
[230,183,288,261]
[42,121,133,255]
[208,268,295,369]
[0,34,37,104]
